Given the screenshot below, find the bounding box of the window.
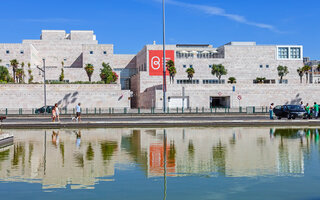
[278,47,289,59]
[260,65,263,68]
[20,50,24,54]
[183,65,186,68]
[6,50,9,54]
[6,64,9,68]
[190,65,193,68]
[63,58,67,61]
[203,79,225,84]
[209,65,212,68]
[103,51,107,55]
[266,65,269,68]
[177,79,199,84]
[90,51,94,54]
[290,47,301,59]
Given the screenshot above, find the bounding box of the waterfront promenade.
[1,114,320,128]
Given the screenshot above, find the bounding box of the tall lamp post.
[162,0,166,112]
[37,59,47,108]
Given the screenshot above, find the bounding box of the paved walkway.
[1,115,320,128]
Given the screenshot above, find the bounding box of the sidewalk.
[1,118,320,129]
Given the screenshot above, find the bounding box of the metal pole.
[162,0,166,112]
[43,59,47,107]
[163,129,167,200]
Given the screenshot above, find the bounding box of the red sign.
[149,50,174,76]
[237,95,242,100]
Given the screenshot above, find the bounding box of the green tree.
[297,67,303,84]
[166,60,176,84]
[21,62,25,82]
[256,77,266,84]
[228,77,236,84]
[0,66,12,83]
[10,59,19,83]
[16,68,24,83]
[186,67,195,81]
[84,64,94,82]
[302,65,311,83]
[27,63,33,83]
[59,68,64,82]
[100,62,118,84]
[211,64,227,83]
[277,65,289,84]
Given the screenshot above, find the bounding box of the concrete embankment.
[1,116,320,129]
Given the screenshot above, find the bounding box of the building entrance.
[210,96,230,108]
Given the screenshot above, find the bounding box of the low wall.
[141,84,320,108]
[0,84,130,109]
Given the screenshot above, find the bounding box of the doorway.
[210,96,230,108]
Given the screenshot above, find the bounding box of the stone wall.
[139,83,320,108]
[0,84,130,109]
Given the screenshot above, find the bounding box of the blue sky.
[0,0,319,59]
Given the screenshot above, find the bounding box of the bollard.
[151,107,153,114]
[211,107,213,113]
[189,107,192,113]
[167,107,170,114]
[65,108,67,115]
[86,108,88,115]
[228,107,230,113]
[94,108,97,114]
[5,108,8,116]
[182,107,184,114]
[196,107,198,113]
[138,108,140,114]
[253,107,256,113]
[73,108,75,115]
[112,108,114,114]
[32,108,34,115]
[202,107,204,113]
[124,108,127,114]
[177,107,179,114]
[99,108,101,114]
[225,107,227,113]
[215,107,217,113]
[109,108,111,114]
[262,106,264,113]
[239,107,242,113]
[21,108,22,115]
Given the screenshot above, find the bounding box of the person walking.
[269,103,274,120]
[76,103,81,122]
[300,101,304,110]
[52,106,56,122]
[314,102,319,119]
[55,103,60,122]
[306,103,311,119]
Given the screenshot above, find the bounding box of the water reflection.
[0,127,318,190]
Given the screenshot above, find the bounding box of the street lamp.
[37,59,47,108]
[162,0,166,112]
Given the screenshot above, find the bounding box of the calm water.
[0,127,320,200]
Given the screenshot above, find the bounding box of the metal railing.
[0,106,269,115]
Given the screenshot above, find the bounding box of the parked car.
[273,105,308,119]
[35,106,54,114]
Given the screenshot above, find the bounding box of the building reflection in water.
[0,127,317,190]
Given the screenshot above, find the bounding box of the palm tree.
[27,62,33,83]
[186,67,195,81]
[297,68,303,84]
[16,68,24,83]
[302,65,311,83]
[61,61,64,68]
[277,65,289,84]
[10,59,19,83]
[84,64,94,82]
[228,77,236,84]
[256,77,266,84]
[166,60,176,84]
[21,62,25,82]
[211,64,227,84]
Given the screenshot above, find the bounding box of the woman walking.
[306,103,311,119]
[55,103,60,122]
[52,106,57,122]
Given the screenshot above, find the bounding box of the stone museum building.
[0,30,316,109]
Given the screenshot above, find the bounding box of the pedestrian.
[76,103,81,122]
[306,103,311,119]
[314,102,319,119]
[300,101,304,109]
[52,106,56,122]
[269,103,274,120]
[55,103,60,122]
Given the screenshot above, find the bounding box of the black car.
[273,105,308,119]
[35,106,54,114]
